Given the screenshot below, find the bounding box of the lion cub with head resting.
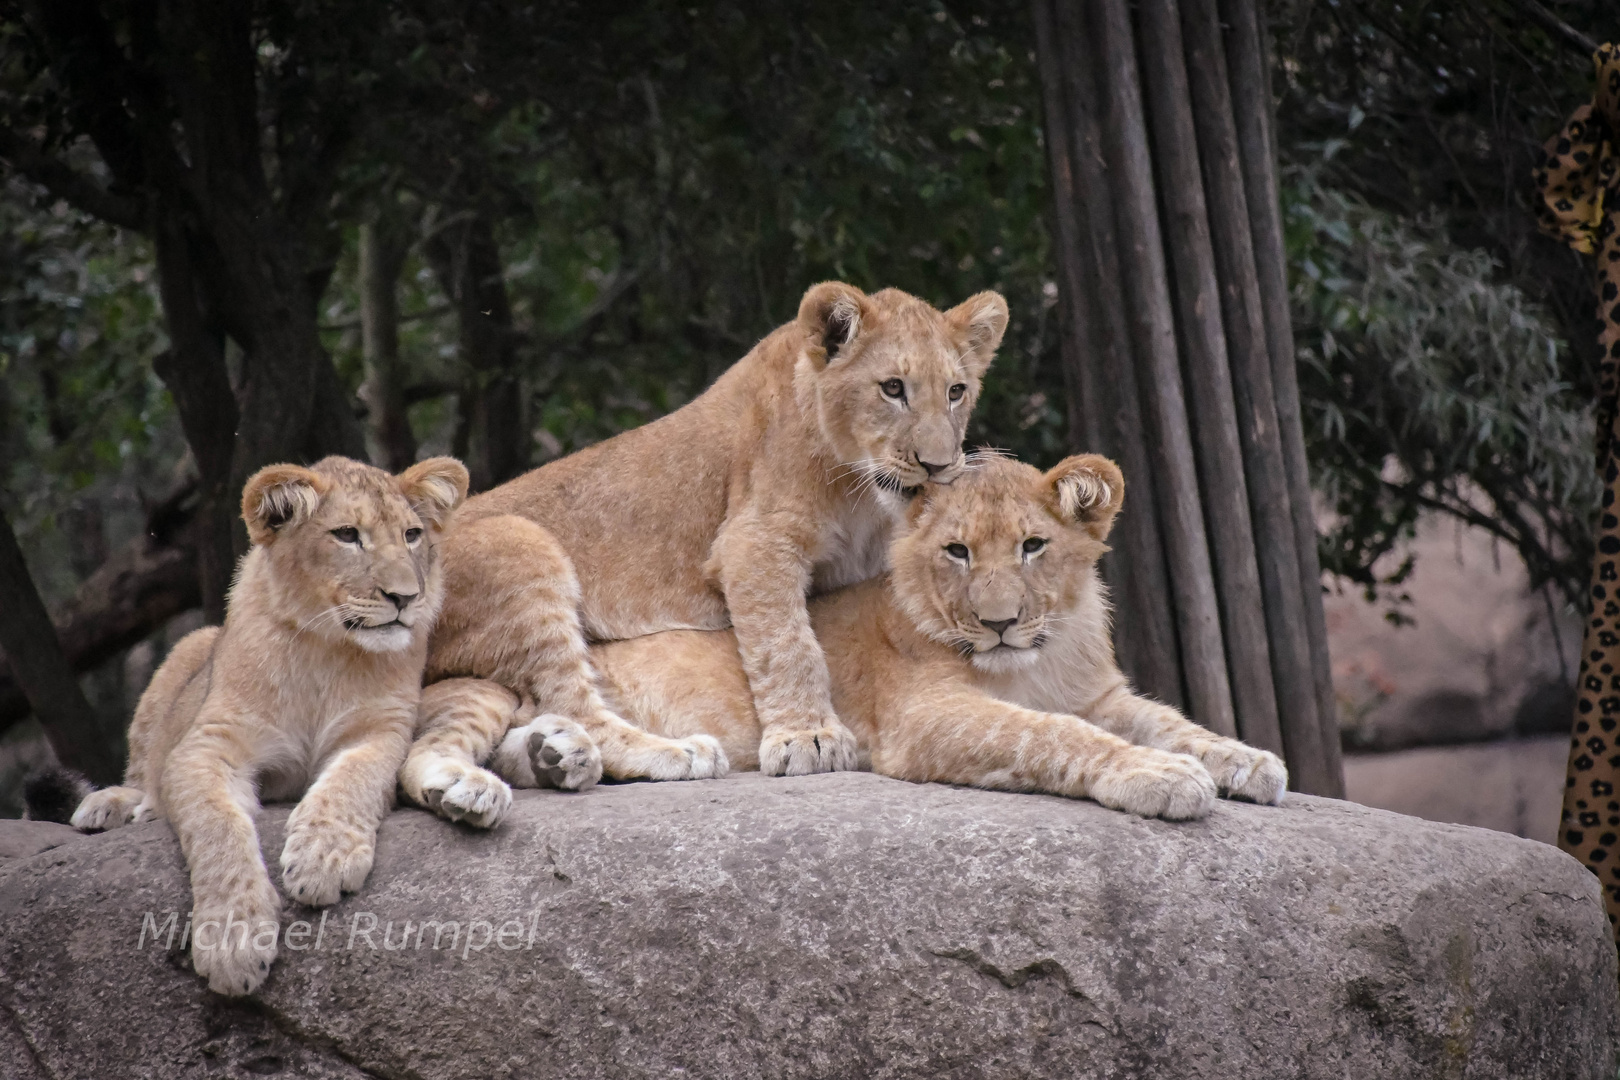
[581,451,1287,815]
[69,455,490,996]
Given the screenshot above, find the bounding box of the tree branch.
[1503,0,1601,59]
[0,127,146,230]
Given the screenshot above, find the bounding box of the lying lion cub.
[588,452,1286,813]
[69,455,486,996]
[452,453,1286,816]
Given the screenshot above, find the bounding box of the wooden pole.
[1035,0,1186,707]
[1135,0,1283,754]
[0,508,122,785]
[1091,0,1236,737]
[1180,0,1332,792]
[1220,0,1345,795]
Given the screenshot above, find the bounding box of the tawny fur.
[420,282,1011,786]
[460,453,1287,818]
[70,455,468,996]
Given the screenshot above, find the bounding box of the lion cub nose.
[382,590,418,611]
[919,459,952,477]
[980,617,1017,638]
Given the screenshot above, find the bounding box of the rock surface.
[0,772,1613,1080]
[1326,514,1580,751]
[1343,735,1568,845]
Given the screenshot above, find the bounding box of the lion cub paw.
[614,732,730,781]
[1196,741,1288,805]
[758,721,858,777]
[280,818,375,907]
[70,786,144,832]
[190,880,281,997]
[491,714,603,791]
[415,759,513,829]
[1088,747,1216,821]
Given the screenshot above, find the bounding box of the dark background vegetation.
[0,0,1610,806]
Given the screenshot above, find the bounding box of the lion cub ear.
[944,291,1009,379]
[397,457,470,530]
[1045,454,1124,540]
[798,281,874,365]
[241,464,327,545]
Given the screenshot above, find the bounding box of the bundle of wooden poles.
[1031,0,1344,796]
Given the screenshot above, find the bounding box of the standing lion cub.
[67,455,490,996]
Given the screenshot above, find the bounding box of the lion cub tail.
[22,767,94,824]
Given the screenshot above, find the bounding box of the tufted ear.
[397,456,469,530]
[241,464,327,545]
[943,291,1009,379]
[797,281,874,366]
[1045,454,1124,540]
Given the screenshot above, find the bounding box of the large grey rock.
[0,772,1613,1079]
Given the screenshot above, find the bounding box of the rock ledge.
[0,772,1613,1079]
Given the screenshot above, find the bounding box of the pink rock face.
[1325,515,1579,754]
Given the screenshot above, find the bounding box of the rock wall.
[0,773,1613,1079]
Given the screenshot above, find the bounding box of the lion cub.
[582,452,1287,817]
[69,455,477,996]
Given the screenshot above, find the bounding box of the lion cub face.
[889,452,1124,673]
[795,283,1009,498]
[240,456,469,654]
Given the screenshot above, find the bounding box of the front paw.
[757,720,858,777]
[1087,746,1216,821]
[71,787,143,832]
[412,759,513,829]
[190,884,281,996]
[280,817,375,907]
[1198,741,1287,805]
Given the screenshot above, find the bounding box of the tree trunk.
[1033,0,1342,794]
[1221,0,1345,795]
[150,215,239,624]
[1036,0,1187,708]
[1092,0,1236,736]
[1180,0,1331,792]
[427,214,526,494]
[0,507,122,784]
[0,483,202,738]
[359,222,417,473]
[1136,0,1283,755]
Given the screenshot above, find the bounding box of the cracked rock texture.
[0,772,1614,1079]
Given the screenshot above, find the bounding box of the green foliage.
[1287,171,1597,607]
[0,176,181,604]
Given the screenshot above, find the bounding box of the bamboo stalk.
[1092,0,1236,736]
[1035,0,1186,707]
[1136,0,1282,753]
[1220,0,1345,795]
[1181,0,1331,791]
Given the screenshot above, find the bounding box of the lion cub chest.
[810,495,899,596]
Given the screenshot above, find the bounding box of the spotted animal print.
[1534,42,1620,945]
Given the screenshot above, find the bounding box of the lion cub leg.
[490,698,601,793]
[1085,687,1288,805]
[281,722,412,907]
[163,720,282,997]
[709,517,858,776]
[875,685,1216,820]
[402,680,521,828]
[431,516,727,782]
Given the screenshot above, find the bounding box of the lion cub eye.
[880,378,906,401]
[944,542,970,562]
[1023,537,1048,555]
[331,527,361,545]
[405,528,423,544]
[948,383,967,403]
